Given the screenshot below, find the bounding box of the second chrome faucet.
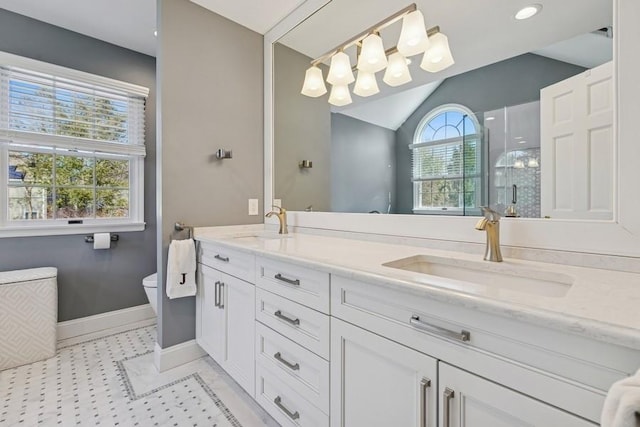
[266,205,288,235]
[475,206,503,262]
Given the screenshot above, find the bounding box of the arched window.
[411,104,482,213]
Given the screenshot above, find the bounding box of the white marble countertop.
[194,224,640,351]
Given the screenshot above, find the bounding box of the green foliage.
[8,83,130,220]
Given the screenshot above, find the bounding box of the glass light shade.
[300,66,327,97]
[327,51,355,85]
[353,71,380,97]
[527,158,539,168]
[513,159,525,169]
[328,84,353,106]
[383,52,412,87]
[397,10,430,57]
[357,34,388,73]
[420,32,455,73]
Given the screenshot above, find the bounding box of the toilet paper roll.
[93,233,111,250]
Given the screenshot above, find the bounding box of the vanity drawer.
[256,288,330,359]
[331,275,639,423]
[256,322,329,413]
[256,362,329,427]
[255,256,330,313]
[199,242,255,282]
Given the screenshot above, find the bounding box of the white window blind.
[0,51,149,237]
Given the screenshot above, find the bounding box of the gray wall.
[0,9,157,321]
[274,43,331,211]
[157,0,263,348]
[395,53,586,214]
[331,114,396,213]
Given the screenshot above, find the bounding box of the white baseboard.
[154,340,207,373]
[57,304,156,341]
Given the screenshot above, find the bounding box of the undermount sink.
[383,255,574,298]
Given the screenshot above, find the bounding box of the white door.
[439,363,596,427]
[221,274,255,397]
[197,265,225,362]
[330,318,438,427]
[540,61,614,220]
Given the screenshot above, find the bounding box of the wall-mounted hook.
[299,160,313,168]
[216,149,233,159]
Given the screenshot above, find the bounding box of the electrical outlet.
[248,199,259,216]
[273,199,282,208]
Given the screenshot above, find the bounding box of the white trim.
[57,303,156,341]
[0,221,145,238]
[264,0,640,257]
[0,51,149,97]
[153,340,207,373]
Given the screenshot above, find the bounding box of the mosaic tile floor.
[0,326,278,427]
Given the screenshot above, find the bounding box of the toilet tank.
[0,267,58,370]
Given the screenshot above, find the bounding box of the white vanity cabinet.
[331,318,438,427]
[254,256,331,427]
[196,243,256,397]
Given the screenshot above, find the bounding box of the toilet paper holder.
[85,234,119,243]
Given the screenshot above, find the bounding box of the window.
[0,52,148,237]
[411,105,482,213]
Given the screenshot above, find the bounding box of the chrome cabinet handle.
[443,387,455,427]
[274,310,300,326]
[214,254,229,262]
[274,396,300,420]
[420,378,431,427]
[274,352,300,371]
[410,315,470,343]
[218,282,224,309]
[274,273,300,286]
[214,281,220,307]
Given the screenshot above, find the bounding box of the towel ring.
[173,222,193,240]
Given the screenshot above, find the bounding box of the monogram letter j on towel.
[166,239,197,299]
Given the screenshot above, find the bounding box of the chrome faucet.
[475,206,503,262]
[265,205,288,235]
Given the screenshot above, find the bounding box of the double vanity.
[194,225,640,427]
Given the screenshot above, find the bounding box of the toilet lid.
[142,273,157,288]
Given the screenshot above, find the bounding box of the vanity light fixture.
[384,52,412,87]
[527,158,539,168]
[329,84,353,106]
[357,34,388,73]
[327,51,355,85]
[515,4,542,20]
[513,159,525,169]
[301,66,327,97]
[354,70,380,97]
[300,3,454,103]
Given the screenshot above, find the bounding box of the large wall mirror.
[265,0,640,257]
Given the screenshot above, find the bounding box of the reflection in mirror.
[274,0,613,219]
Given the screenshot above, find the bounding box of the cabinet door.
[331,318,437,427]
[439,363,596,427]
[221,274,256,397]
[197,265,225,362]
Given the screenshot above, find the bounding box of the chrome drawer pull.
[214,254,229,262]
[443,387,455,427]
[218,282,224,309]
[274,352,300,371]
[420,378,431,427]
[274,310,300,326]
[274,396,300,420]
[410,315,470,343]
[214,281,220,307]
[274,273,300,286]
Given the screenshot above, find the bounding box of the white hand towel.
[602,369,640,427]
[166,239,197,299]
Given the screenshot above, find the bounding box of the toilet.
[142,273,158,315]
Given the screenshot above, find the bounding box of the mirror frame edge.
[264,0,640,257]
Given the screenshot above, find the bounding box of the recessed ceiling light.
[154,30,158,37]
[518,140,527,144]
[485,116,495,121]
[515,4,542,20]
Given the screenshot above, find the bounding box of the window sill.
[0,222,146,238]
